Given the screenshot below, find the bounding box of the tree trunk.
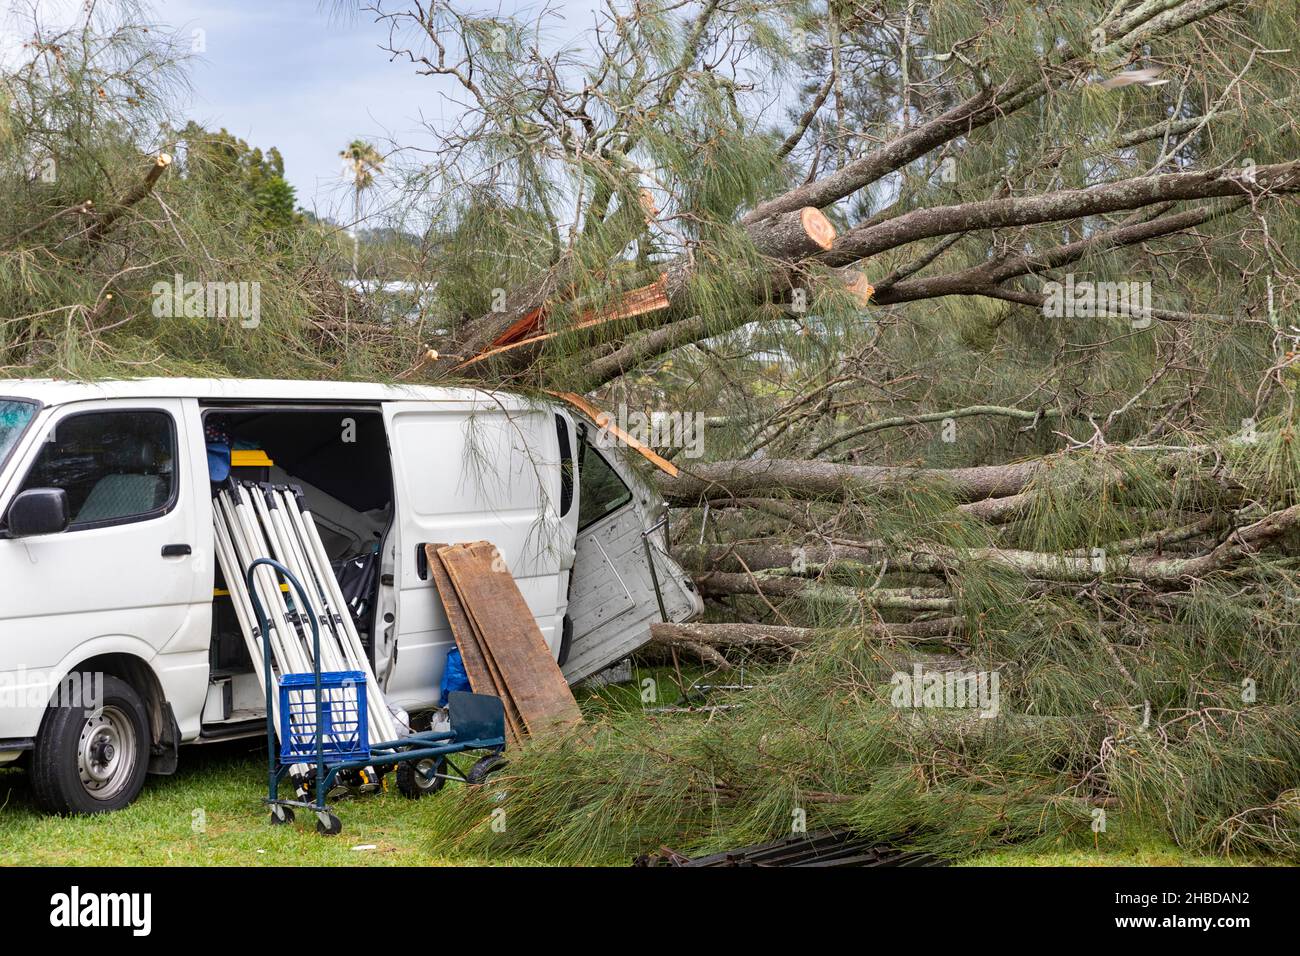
[659,458,1042,504]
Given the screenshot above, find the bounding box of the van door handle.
[161,544,192,557]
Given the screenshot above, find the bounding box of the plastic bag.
[439,647,471,707]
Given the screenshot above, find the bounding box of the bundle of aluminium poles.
[212,480,401,751]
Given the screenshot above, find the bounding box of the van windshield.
[0,399,37,472]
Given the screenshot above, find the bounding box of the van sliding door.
[380,399,572,710]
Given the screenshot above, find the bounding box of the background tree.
[0,1,412,378]
[339,138,384,276]
[175,122,300,231]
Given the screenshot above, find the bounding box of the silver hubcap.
[416,759,439,788]
[77,705,136,801]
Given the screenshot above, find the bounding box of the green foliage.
[430,575,1300,863]
[427,191,556,328]
[1226,414,1300,507]
[175,121,300,230]
[0,4,417,380]
[5,0,1300,866]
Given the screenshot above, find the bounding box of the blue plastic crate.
[278,670,370,765]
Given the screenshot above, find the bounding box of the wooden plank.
[440,542,568,738]
[460,601,528,748]
[442,550,543,745]
[426,544,492,690]
[438,542,582,735]
[425,543,524,748]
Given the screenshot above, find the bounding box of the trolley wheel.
[269,804,295,826]
[396,757,445,799]
[315,811,343,836]
[466,753,508,786]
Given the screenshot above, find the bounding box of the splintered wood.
[426,542,581,745]
[455,274,670,370]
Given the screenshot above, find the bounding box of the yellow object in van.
[230,449,274,468]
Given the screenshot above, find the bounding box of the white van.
[0,378,700,813]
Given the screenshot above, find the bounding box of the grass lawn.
[0,665,687,867]
[4,745,1266,866]
[0,739,544,866]
[962,846,1277,866]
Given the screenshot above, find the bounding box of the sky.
[154,0,604,221]
[160,0,492,221]
[2,0,777,225]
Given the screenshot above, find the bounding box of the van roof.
[0,377,519,407]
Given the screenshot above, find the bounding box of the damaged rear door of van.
[561,415,701,684]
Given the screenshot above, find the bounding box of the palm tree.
[339,139,384,277]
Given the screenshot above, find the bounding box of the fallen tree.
[648,620,966,670]
[9,0,1300,866]
[265,0,1300,863]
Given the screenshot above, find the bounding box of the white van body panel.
[0,397,212,742]
[0,377,493,407]
[0,378,699,765]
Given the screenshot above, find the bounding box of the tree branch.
[824,162,1299,267]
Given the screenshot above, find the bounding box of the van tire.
[30,674,150,815]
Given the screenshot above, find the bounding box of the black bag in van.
[332,548,380,642]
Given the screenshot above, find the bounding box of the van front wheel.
[30,674,150,814]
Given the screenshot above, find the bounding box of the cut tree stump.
[750,206,837,260]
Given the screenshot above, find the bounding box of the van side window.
[18,410,177,529]
[577,440,631,531]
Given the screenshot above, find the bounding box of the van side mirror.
[5,488,70,537]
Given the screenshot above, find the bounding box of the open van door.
[561,425,701,683]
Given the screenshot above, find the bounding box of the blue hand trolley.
[245,558,508,836]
